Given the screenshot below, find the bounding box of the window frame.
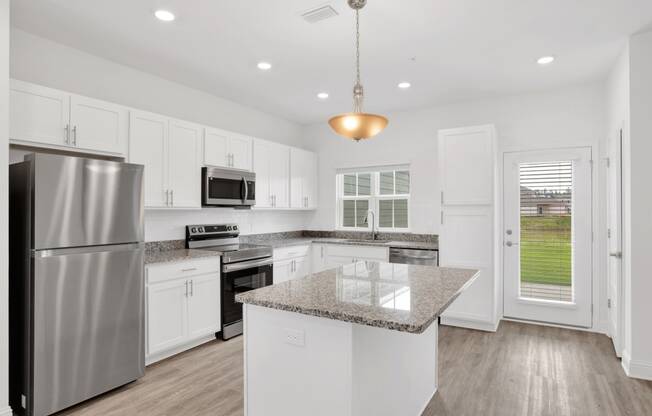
[336,168,411,232]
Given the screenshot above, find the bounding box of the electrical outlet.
[284,328,305,347]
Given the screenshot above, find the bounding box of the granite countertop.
[144,249,221,265]
[249,237,438,250]
[236,261,478,334]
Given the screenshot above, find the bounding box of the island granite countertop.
[237,261,478,334]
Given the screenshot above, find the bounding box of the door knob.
[506,241,519,247]
[609,251,622,259]
[506,229,513,235]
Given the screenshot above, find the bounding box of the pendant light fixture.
[328,0,388,141]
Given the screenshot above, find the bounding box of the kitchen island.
[237,261,479,416]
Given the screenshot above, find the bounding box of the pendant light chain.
[355,9,361,86]
[353,9,364,113]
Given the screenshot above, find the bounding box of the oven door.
[203,167,256,207]
[221,258,273,339]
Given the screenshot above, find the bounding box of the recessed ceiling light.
[537,56,555,65]
[317,92,329,100]
[257,62,272,71]
[398,82,411,89]
[154,10,175,22]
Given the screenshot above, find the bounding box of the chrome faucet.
[365,210,378,241]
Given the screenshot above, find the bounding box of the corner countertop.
[236,261,478,334]
[144,249,221,265]
[248,237,438,251]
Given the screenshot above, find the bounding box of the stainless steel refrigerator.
[9,153,145,416]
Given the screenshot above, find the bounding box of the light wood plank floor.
[58,321,652,416]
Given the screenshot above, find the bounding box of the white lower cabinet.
[273,245,311,283]
[146,258,221,364]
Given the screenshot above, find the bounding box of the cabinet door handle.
[165,190,169,206]
[181,268,197,272]
[64,124,70,144]
[190,280,194,296]
[171,190,174,206]
[185,280,189,297]
[72,125,77,146]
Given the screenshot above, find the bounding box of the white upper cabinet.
[129,112,201,209]
[204,127,252,171]
[10,80,70,147]
[129,110,169,208]
[9,80,127,156]
[70,94,128,154]
[290,147,318,209]
[438,125,495,205]
[229,133,253,170]
[253,138,290,209]
[169,120,202,208]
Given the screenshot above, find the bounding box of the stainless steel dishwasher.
[389,248,439,266]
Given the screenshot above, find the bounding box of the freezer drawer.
[31,244,144,416]
[29,154,144,249]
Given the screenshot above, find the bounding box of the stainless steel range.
[186,224,273,340]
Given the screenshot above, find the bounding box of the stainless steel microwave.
[202,167,256,207]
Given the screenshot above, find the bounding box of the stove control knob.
[233,225,238,230]
[191,227,197,233]
[227,226,233,231]
[198,227,204,233]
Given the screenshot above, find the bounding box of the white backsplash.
[144,208,314,242]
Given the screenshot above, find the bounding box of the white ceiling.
[11,0,652,124]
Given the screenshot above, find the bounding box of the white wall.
[9,28,314,241]
[623,30,652,379]
[0,1,9,414]
[303,83,608,331]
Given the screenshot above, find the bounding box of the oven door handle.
[222,257,273,273]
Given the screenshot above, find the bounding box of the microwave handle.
[243,177,249,201]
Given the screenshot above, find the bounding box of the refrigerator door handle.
[34,243,145,258]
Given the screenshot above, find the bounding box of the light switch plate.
[284,328,305,347]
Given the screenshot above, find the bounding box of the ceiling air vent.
[301,5,339,23]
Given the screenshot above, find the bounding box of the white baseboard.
[501,317,600,333]
[440,313,500,332]
[0,405,13,416]
[622,351,652,380]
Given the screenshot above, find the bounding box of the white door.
[9,80,70,147]
[168,119,202,208]
[273,260,293,284]
[187,274,221,339]
[503,148,592,327]
[70,94,127,154]
[129,111,169,208]
[204,127,229,168]
[270,143,290,208]
[607,129,624,355]
[253,139,272,208]
[147,280,188,355]
[229,134,253,171]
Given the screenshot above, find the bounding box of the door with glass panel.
[503,148,592,327]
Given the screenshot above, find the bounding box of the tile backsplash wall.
[144,208,315,242]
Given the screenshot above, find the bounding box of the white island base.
[243,304,438,416]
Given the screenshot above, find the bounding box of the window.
[337,166,410,231]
